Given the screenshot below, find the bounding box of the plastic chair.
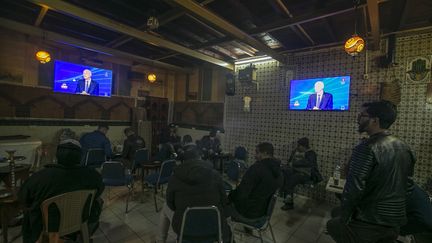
[179,206,223,243]
[84,149,106,169]
[230,194,278,243]
[39,190,96,243]
[144,159,176,212]
[101,161,134,213]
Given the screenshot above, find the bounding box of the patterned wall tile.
[224,32,432,204]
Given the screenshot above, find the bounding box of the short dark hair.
[182,135,193,144]
[256,142,274,157]
[56,140,81,166]
[297,137,309,149]
[124,127,134,135]
[234,146,248,160]
[362,100,397,129]
[98,125,109,130]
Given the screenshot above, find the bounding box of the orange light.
[35,50,51,64]
[344,35,365,56]
[147,73,157,83]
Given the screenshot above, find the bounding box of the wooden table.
[325,177,346,194]
[0,190,21,243]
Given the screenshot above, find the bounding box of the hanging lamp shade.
[147,73,157,83]
[344,34,365,56]
[35,50,51,64]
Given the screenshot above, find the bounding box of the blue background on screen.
[289,76,350,110]
[53,60,113,97]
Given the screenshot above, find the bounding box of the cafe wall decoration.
[406,56,431,83]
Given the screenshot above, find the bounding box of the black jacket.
[18,164,104,243]
[121,134,145,162]
[166,159,230,240]
[229,158,283,219]
[341,132,415,227]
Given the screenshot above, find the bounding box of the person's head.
[255,142,274,161]
[314,81,324,93]
[234,146,248,160]
[97,125,109,135]
[183,147,202,161]
[182,135,193,144]
[123,127,134,137]
[209,128,218,139]
[357,100,397,135]
[56,139,81,166]
[297,137,310,152]
[169,123,176,133]
[83,69,92,80]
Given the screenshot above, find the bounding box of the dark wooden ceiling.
[1,0,431,70]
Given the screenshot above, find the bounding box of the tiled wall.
[224,32,432,204]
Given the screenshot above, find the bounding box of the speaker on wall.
[226,73,235,96]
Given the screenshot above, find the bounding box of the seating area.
[4,185,336,243]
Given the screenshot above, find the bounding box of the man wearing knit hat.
[18,139,104,243]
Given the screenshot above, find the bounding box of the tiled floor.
[5,186,336,243]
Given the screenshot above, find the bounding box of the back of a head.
[124,127,134,136]
[297,137,310,149]
[98,125,109,133]
[362,100,397,129]
[56,139,82,166]
[256,142,274,157]
[183,146,202,161]
[234,146,248,160]
[183,135,193,144]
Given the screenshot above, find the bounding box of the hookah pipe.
[6,149,16,193]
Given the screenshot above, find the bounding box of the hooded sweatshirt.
[166,159,229,239]
[229,158,283,219]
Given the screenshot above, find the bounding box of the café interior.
[0,0,431,243]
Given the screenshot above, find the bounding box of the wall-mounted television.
[53,60,113,97]
[289,76,350,111]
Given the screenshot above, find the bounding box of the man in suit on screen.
[75,69,99,96]
[306,81,333,110]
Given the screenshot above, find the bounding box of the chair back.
[133,148,149,169]
[157,159,176,185]
[259,194,278,229]
[101,161,127,186]
[40,190,95,238]
[84,148,106,168]
[179,206,222,243]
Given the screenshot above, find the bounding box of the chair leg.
[126,186,132,213]
[81,222,90,243]
[258,230,264,243]
[269,224,277,243]
[154,186,159,212]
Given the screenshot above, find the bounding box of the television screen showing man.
[75,69,99,96]
[306,81,333,110]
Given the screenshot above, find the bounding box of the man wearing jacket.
[229,142,283,220]
[165,147,230,242]
[121,127,145,168]
[327,100,415,243]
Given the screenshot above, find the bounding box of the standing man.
[306,81,333,110]
[121,127,146,169]
[75,69,99,96]
[229,142,283,221]
[327,100,415,243]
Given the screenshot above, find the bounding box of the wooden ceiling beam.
[0,17,191,73]
[367,0,380,50]
[28,0,233,70]
[172,0,286,63]
[34,5,49,27]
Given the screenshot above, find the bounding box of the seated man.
[165,147,230,242]
[121,127,146,169]
[280,137,321,210]
[199,128,221,160]
[18,139,104,243]
[79,125,112,163]
[229,142,283,221]
[176,135,197,161]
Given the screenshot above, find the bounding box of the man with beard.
[326,100,415,243]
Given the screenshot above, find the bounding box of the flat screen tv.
[289,76,350,111]
[53,60,113,97]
